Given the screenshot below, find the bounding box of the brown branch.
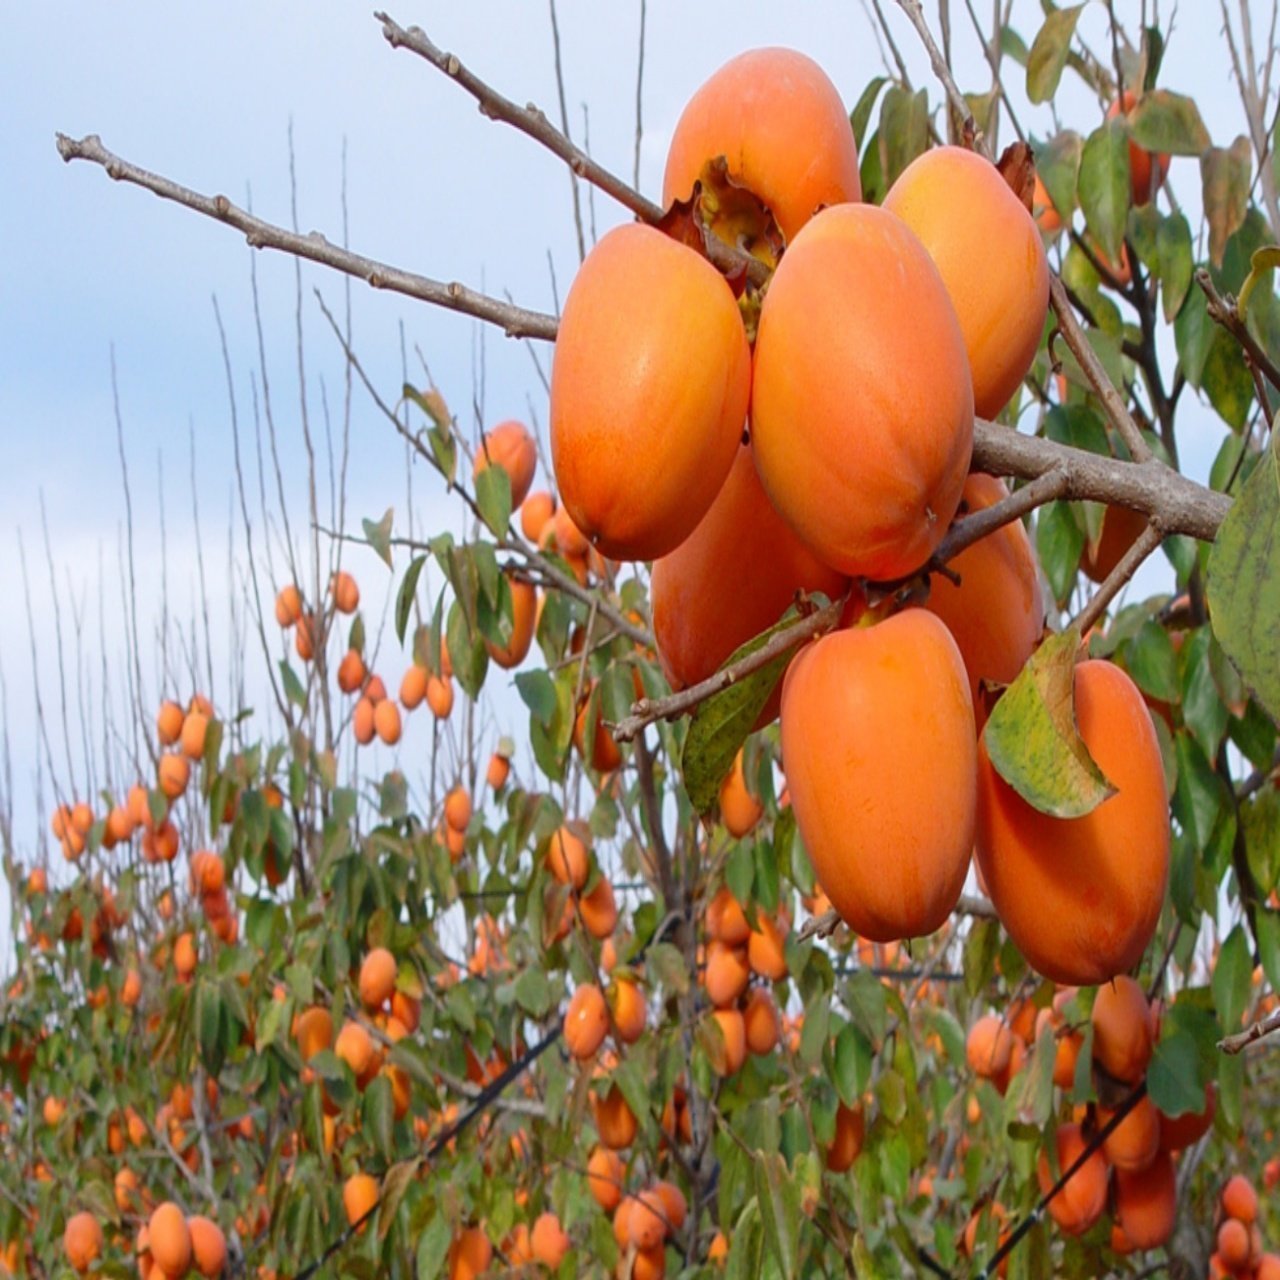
[373,11,769,289]
[1219,1007,1280,1053]
[894,0,977,145]
[797,893,996,944]
[1072,521,1163,636]
[1196,267,1280,393]
[55,132,558,341]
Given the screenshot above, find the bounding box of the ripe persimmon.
[1102,1094,1161,1171]
[704,940,750,1008]
[826,1102,865,1173]
[343,1173,378,1230]
[485,574,536,669]
[662,47,861,248]
[706,886,750,946]
[975,660,1168,985]
[180,710,208,759]
[1158,1082,1215,1151]
[780,611,976,941]
[608,978,647,1044]
[64,1211,102,1272]
[373,699,401,746]
[1036,1123,1107,1236]
[883,146,1049,420]
[651,443,848,727]
[520,489,555,543]
[1222,1173,1258,1224]
[743,987,780,1055]
[752,203,973,580]
[275,584,302,627]
[337,649,365,694]
[594,1084,638,1149]
[746,913,788,981]
[331,570,359,614]
[1082,504,1150,583]
[426,674,454,719]
[188,1215,227,1279]
[530,1212,570,1268]
[573,694,622,773]
[158,753,189,800]
[359,947,397,1009]
[587,1145,625,1211]
[719,747,764,838]
[579,875,618,939]
[707,1007,746,1076]
[486,750,510,790]
[1032,173,1064,234]
[966,1014,1015,1079]
[550,222,751,561]
[474,420,536,508]
[444,786,472,833]
[1114,1152,1176,1249]
[1108,90,1170,205]
[352,696,375,745]
[148,1202,192,1278]
[157,700,184,746]
[565,983,608,1059]
[923,474,1043,721]
[400,663,427,709]
[1092,976,1153,1084]
[548,825,588,891]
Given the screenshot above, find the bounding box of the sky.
[0,2,1263,966]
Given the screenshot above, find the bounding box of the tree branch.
[1219,1006,1280,1053]
[1072,521,1163,635]
[55,133,558,341]
[1196,267,1280,393]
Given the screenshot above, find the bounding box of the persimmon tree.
[5,4,1280,1279]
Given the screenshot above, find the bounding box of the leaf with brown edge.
[997,140,1037,212]
[982,627,1116,818]
[1201,138,1252,268]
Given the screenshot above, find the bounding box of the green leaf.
[754,1152,801,1280]
[1147,1029,1207,1118]
[363,508,394,569]
[1026,5,1085,103]
[1207,432,1280,723]
[378,1159,419,1240]
[1157,212,1193,321]
[279,660,307,710]
[1128,90,1210,156]
[1175,286,1215,388]
[1172,731,1233,857]
[834,1022,872,1108]
[363,1072,395,1161]
[1238,245,1280,319]
[416,1213,453,1279]
[1079,118,1132,264]
[514,967,552,1017]
[1141,25,1165,91]
[1124,620,1180,702]
[1201,330,1255,431]
[1181,628,1230,758]
[681,612,805,815]
[983,628,1115,818]
[474,463,512,537]
[878,85,930,189]
[964,918,1001,999]
[446,599,488,700]
[1257,907,1280,996]
[395,555,426,646]
[799,988,831,1069]
[1036,131,1082,227]
[1201,138,1253,268]
[849,76,888,151]
[1242,789,1280,897]
[1213,924,1252,1034]
[646,941,690,997]
[515,669,557,726]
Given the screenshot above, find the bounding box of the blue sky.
[0,2,1255,959]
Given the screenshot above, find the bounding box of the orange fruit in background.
[63,1211,103,1273]
[579,875,618,939]
[780,611,976,942]
[574,694,622,773]
[548,825,589,890]
[359,947,397,1009]
[293,1006,333,1061]
[474,419,537,508]
[1108,90,1171,206]
[965,1014,1014,1079]
[923,474,1043,722]
[1114,1152,1176,1249]
[180,710,208,759]
[275,583,302,627]
[594,1084,638,1149]
[426,674,454,719]
[485,574,536,669]
[531,1212,570,1268]
[751,203,974,581]
[708,1007,747,1076]
[335,1021,375,1078]
[520,489,555,542]
[448,1226,492,1280]
[588,1145,625,1211]
[1221,1173,1258,1224]
[565,983,609,1060]
[373,698,401,746]
[331,570,360,614]
[608,978,647,1044]
[444,786,472,832]
[662,47,861,248]
[337,649,365,694]
[975,660,1169,986]
[343,1173,378,1230]
[883,146,1049,420]
[550,222,751,561]
[747,913,788,981]
[1031,173,1063,234]
[1037,1123,1107,1236]
[1219,1219,1251,1270]
[401,663,427,709]
[652,443,848,729]
[1101,1094,1161,1171]
[718,746,764,838]
[486,751,510,790]
[148,1202,192,1278]
[1081,503,1149,584]
[743,987,780,1055]
[1092,976,1153,1084]
[352,696,375,745]
[157,700,184,746]
[826,1101,865,1172]
[704,940,750,1008]
[158,753,189,800]
[706,886,750,946]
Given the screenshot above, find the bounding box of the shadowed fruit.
[1081,504,1149,583]
[975,660,1169,985]
[706,886,750,946]
[780,611,976,941]
[565,984,609,1060]
[826,1102,865,1172]
[449,1226,492,1280]
[486,574,536,669]
[883,146,1049,419]
[550,222,751,561]
[744,987,780,1055]
[587,1145,625,1211]
[608,978,647,1043]
[1219,1219,1250,1270]
[708,1007,746,1076]
[594,1084,638,1149]
[1102,1094,1161,1171]
[149,1202,192,1278]
[751,203,974,580]
[651,442,848,727]
[521,489,555,542]
[1091,976,1153,1084]
[1032,174,1063,234]
[662,47,861,247]
[1114,1152,1176,1249]
[1158,1082,1215,1150]
[923,474,1043,720]
[1037,1123,1107,1236]
[474,420,537,508]
[579,875,618,938]
[64,1212,103,1273]
[1108,90,1171,205]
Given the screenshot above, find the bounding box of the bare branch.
[1219,1006,1280,1053]
[1072,521,1163,635]
[1196,267,1280,392]
[55,133,558,341]
[895,0,977,144]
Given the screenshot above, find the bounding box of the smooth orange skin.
[180,710,208,759]
[780,611,976,942]
[923,474,1043,721]
[157,700,184,746]
[587,1145,625,1211]
[352,697,375,745]
[148,1202,192,1278]
[1031,173,1063,234]
[550,223,751,561]
[335,1021,375,1078]
[594,1084,638,1149]
[1114,1153,1176,1249]
[520,490,555,543]
[444,786,472,832]
[574,697,622,773]
[158,754,190,800]
[426,674,454,719]
[719,747,764,837]
[652,443,848,728]
[1092,976,1153,1084]
[747,914,788,981]
[373,699,402,746]
[474,420,536,509]
[704,941,750,1008]
[486,751,510,790]
[609,979,648,1044]
[1108,91,1171,206]
[1219,1219,1251,1270]
[975,660,1169,986]
[565,984,609,1060]
[662,47,861,246]
[1102,1094,1161,1171]
[531,1212,570,1268]
[743,987,780,1055]
[548,826,589,891]
[359,947,397,1009]
[1037,1124,1107,1236]
[331,570,359,614]
[293,1006,333,1061]
[884,147,1049,419]
[343,1174,378,1230]
[448,1227,492,1280]
[752,204,974,580]
[485,575,536,669]
[1221,1173,1258,1224]
[64,1212,103,1272]
[188,1215,227,1279]
[1082,503,1149,584]
[826,1102,865,1173]
[275,583,302,627]
[965,1014,1014,1078]
[337,650,365,694]
[580,875,618,938]
[706,886,750,946]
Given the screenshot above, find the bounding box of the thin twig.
[1196,267,1280,392]
[1072,522,1164,635]
[895,0,977,143]
[1219,1007,1280,1053]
